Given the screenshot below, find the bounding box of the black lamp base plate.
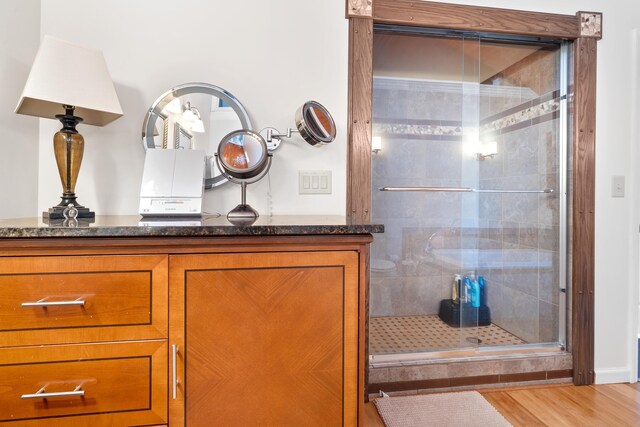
[43,205,95,220]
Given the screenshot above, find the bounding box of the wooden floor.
[365,383,640,426]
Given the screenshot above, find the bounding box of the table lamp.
[15,35,123,220]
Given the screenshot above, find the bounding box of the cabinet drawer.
[0,255,168,346]
[0,341,167,426]
[2,270,152,329]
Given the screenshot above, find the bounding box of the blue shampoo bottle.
[478,276,486,306]
[470,277,480,308]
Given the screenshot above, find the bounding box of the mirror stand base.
[227,204,259,226]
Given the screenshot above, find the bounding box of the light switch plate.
[612,175,625,198]
[299,170,332,194]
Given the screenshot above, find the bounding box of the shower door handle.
[380,186,553,194]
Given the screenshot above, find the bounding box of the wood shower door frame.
[345,0,601,386]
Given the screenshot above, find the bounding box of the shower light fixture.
[476,140,498,160]
[372,136,382,154]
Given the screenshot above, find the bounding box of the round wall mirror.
[141,82,251,189]
[295,100,336,146]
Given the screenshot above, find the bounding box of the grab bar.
[379,187,554,194]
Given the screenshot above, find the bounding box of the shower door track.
[369,342,565,368]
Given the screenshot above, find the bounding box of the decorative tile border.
[374,92,561,140]
[480,97,561,135]
[373,77,561,140]
[373,121,463,139]
[480,90,560,126]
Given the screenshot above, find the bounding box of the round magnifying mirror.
[295,100,336,146]
[217,130,269,180]
[215,130,272,225]
[141,82,251,189]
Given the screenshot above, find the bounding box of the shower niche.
[369,28,570,366]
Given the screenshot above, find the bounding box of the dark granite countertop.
[0,215,383,238]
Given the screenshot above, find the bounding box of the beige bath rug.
[374,391,512,427]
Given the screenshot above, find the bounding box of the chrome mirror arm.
[268,127,299,141]
[260,127,300,151]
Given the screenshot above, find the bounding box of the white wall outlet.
[612,175,625,198]
[299,170,332,194]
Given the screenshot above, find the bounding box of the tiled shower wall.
[370,49,562,345]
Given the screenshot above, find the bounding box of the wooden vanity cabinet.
[0,234,370,426]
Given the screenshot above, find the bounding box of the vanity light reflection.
[181,102,204,133]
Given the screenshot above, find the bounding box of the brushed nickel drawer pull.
[172,344,179,399]
[21,297,85,308]
[21,385,85,400]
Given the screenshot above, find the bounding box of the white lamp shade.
[15,35,123,126]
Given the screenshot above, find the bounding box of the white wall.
[1,0,638,384]
[0,1,40,218]
[36,0,348,217]
[631,28,640,381]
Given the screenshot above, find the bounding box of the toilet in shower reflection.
[371,258,396,274]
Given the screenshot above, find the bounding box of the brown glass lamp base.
[44,105,96,221]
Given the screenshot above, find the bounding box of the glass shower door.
[369,27,567,359]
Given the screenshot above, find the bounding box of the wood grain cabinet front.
[0,255,168,347]
[0,340,168,426]
[0,234,371,426]
[168,250,363,427]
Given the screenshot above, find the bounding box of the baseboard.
[594,367,632,384]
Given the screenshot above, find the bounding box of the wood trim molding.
[572,37,597,385]
[346,0,600,386]
[346,17,373,223]
[373,0,580,39]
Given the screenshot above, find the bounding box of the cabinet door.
[169,251,360,426]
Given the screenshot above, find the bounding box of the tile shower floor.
[370,315,526,354]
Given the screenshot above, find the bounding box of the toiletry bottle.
[478,276,486,306]
[462,276,471,304]
[452,274,461,304]
[470,277,480,308]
